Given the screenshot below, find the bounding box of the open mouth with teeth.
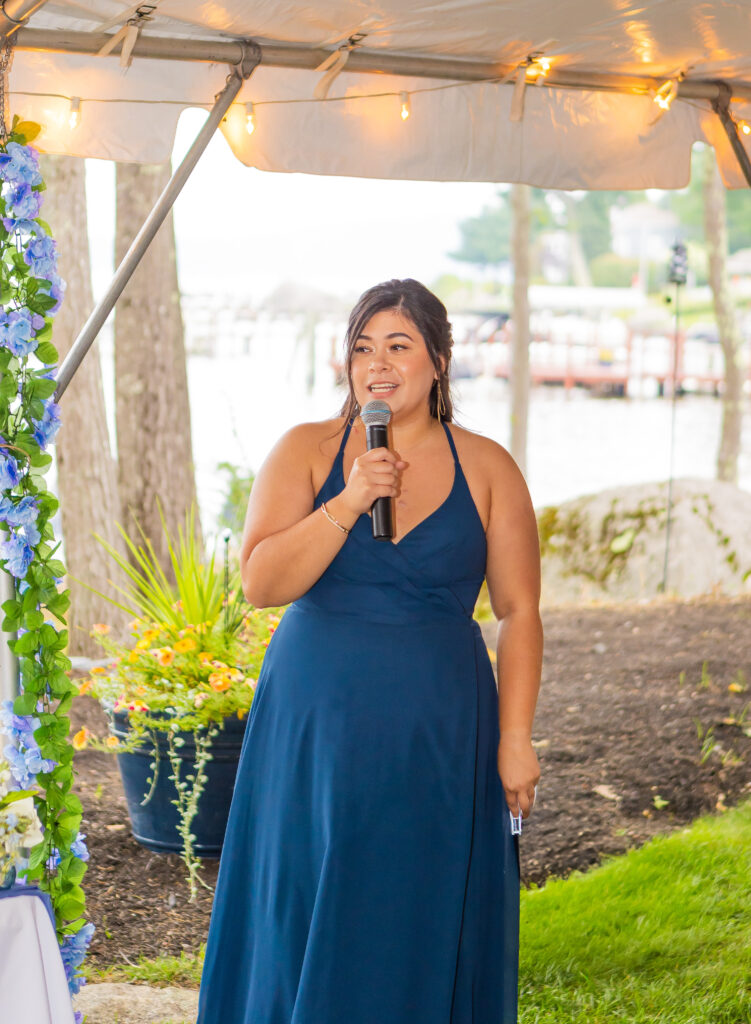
[368,383,398,393]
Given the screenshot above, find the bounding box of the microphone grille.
[361,399,392,427]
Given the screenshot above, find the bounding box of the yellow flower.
[173,637,197,653]
[135,638,150,649]
[728,682,745,693]
[105,736,120,749]
[237,708,246,720]
[92,623,110,635]
[77,679,93,696]
[72,727,91,750]
[128,651,140,664]
[143,629,160,642]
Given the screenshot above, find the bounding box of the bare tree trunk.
[510,183,531,476]
[561,192,592,287]
[114,161,202,572]
[703,151,745,483]
[39,155,129,655]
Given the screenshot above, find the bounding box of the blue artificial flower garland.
[0,117,93,1022]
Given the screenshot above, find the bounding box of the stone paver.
[74,982,198,1024]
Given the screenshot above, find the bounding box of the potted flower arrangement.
[73,501,284,898]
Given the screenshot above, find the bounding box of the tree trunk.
[39,155,129,655]
[703,150,745,483]
[114,161,202,573]
[510,183,531,476]
[561,192,592,287]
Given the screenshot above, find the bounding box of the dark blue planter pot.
[109,708,247,858]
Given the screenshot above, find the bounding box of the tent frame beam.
[12,26,751,103]
[711,83,751,188]
[54,42,261,401]
[0,1,49,41]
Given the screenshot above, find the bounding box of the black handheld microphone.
[361,399,393,541]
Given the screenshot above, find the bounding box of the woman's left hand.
[497,735,540,820]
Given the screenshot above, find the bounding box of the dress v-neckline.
[338,420,459,547]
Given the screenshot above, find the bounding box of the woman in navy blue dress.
[197,279,543,1024]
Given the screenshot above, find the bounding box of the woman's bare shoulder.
[446,421,517,474]
[267,416,349,458]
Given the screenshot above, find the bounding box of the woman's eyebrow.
[357,332,414,341]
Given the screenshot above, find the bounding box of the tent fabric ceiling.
[7,1,751,188]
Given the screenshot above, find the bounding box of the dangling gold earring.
[435,377,446,422]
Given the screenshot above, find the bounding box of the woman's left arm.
[482,440,544,821]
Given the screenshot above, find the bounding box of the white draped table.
[0,886,75,1024]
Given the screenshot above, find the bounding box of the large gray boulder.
[538,478,751,606]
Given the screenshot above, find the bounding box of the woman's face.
[349,307,443,419]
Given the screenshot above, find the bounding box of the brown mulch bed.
[68,594,751,969]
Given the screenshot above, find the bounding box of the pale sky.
[85,108,501,305]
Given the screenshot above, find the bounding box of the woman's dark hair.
[336,278,455,427]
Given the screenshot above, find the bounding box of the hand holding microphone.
[338,401,405,539]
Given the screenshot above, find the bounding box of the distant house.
[610,202,680,262]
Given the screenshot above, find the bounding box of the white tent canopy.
[6,0,751,188]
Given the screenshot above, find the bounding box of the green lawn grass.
[84,798,751,1023]
[519,797,751,1022]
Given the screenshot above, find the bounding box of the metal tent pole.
[54,43,261,400]
[0,1,52,704]
[0,46,259,705]
[12,27,751,102]
[711,83,751,188]
[0,0,49,41]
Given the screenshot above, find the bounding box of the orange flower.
[92,623,110,635]
[198,651,213,663]
[173,637,197,653]
[143,628,160,642]
[77,679,93,696]
[209,674,231,693]
[72,727,90,750]
[157,648,175,666]
[90,666,108,676]
[105,736,120,749]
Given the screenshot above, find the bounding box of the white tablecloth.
[0,889,75,1024]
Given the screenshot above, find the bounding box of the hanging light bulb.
[653,79,678,112]
[525,56,551,80]
[68,97,81,130]
[739,119,751,136]
[244,101,255,135]
[399,91,410,121]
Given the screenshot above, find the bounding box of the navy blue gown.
[196,418,520,1023]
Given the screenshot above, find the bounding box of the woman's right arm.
[239,423,405,609]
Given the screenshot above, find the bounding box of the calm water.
[184,330,751,547]
[79,322,751,551]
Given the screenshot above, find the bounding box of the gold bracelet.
[320,500,350,535]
